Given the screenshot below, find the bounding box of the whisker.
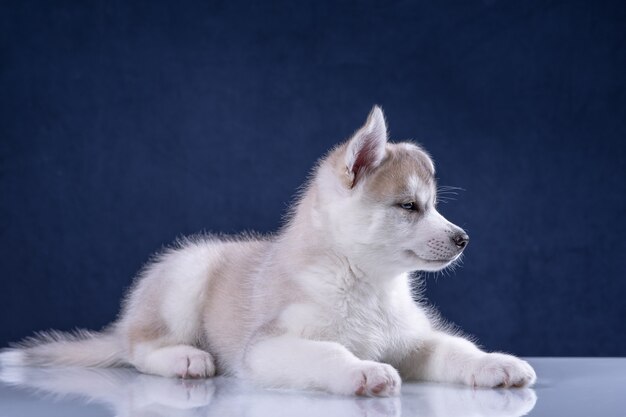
[437,185,465,191]
[437,196,457,202]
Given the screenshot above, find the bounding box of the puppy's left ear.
[345,106,388,188]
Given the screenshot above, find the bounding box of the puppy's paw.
[469,353,536,388]
[172,350,216,379]
[347,361,401,397]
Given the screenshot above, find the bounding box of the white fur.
[0,106,536,396]
[0,350,24,367]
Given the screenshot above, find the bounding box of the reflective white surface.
[0,358,623,416]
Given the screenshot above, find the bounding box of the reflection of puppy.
[0,366,214,417]
[1,107,535,396]
[0,367,536,417]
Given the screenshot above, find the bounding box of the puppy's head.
[316,106,468,274]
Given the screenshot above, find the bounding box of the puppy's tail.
[0,329,125,368]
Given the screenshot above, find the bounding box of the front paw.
[354,361,402,397]
[340,361,401,397]
[469,353,536,388]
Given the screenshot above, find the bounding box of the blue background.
[1,0,624,356]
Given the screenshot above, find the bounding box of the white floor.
[0,358,623,417]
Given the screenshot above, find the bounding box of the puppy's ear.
[344,106,388,188]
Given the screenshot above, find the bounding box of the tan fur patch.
[127,319,167,354]
[364,143,436,203]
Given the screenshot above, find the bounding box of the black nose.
[452,232,469,249]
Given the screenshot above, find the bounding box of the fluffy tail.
[0,329,125,368]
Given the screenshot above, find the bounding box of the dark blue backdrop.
[1,0,624,356]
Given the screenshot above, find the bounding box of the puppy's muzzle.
[451,232,469,249]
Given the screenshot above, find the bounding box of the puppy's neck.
[277,186,405,284]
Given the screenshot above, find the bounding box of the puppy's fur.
[1,107,536,396]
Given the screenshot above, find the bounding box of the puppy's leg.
[398,331,536,388]
[244,335,401,396]
[130,341,216,379]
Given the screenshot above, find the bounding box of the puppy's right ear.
[344,106,388,188]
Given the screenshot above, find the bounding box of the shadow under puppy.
[1,106,536,396]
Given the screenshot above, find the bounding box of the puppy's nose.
[451,232,469,249]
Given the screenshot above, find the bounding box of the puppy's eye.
[400,202,418,211]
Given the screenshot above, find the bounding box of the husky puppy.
[1,107,536,396]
